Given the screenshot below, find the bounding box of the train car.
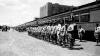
[36,1,100,41]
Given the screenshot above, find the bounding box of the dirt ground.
[0,29,100,56]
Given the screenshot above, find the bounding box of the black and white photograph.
[0,0,100,56]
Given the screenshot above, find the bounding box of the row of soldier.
[27,23,86,49]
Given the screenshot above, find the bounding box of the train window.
[80,13,90,22]
[73,15,79,22]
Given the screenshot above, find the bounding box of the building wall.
[90,10,100,22]
[77,23,96,31]
[59,5,66,13]
[40,2,73,18]
[40,7,43,17]
[47,2,52,16]
[40,6,46,17]
[52,3,59,15]
[40,2,52,17]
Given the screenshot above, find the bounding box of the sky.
[0,0,95,26]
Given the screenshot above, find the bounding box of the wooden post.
[79,13,81,22]
[64,17,65,25]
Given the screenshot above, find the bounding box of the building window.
[73,15,79,22]
[80,13,90,22]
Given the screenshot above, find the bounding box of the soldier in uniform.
[56,23,62,45]
[44,25,48,41]
[60,24,66,46]
[46,25,50,42]
[78,26,85,42]
[67,23,77,49]
[52,25,57,44]
[94,23,100,45]
[63,24,68,46]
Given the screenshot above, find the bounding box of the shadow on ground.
[70,47,83,50]
[62,45,83,50]
[74,44,81,46]
[95,44,100,46]
[80,40,88,42]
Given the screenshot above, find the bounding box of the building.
[19,1,100,29]
[39,1,100,29]
[52,3,59,15]
[40,2,52,18]
[40,2,75,18]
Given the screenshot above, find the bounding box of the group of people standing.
[27,23,100,49]
[0,25,9,31]
[27,23,86,50]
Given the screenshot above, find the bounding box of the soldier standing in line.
[49,25,52,42]
[44,26,47,40]
[39,27,43,40]
[63,24,68,46]
[49,25,52,43]
[56,23,62,45]
[55,25,58,44]
[46,25,50,42]
[48,25,51,42]
[94,23,100,45]
[67,23,77,49]
[78,25,85,42]
[60,24,66,46]
[41,26,45,40]
[52,25,57,44]
[44,26,47,41]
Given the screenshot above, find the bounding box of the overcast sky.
[0,0,95,26]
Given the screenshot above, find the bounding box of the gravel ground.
[0,29,100,56]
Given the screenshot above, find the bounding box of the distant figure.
[94,23,100,45]
[78,26,85,42]
[0,26,2,31]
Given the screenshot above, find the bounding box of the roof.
[76,1,100,9]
